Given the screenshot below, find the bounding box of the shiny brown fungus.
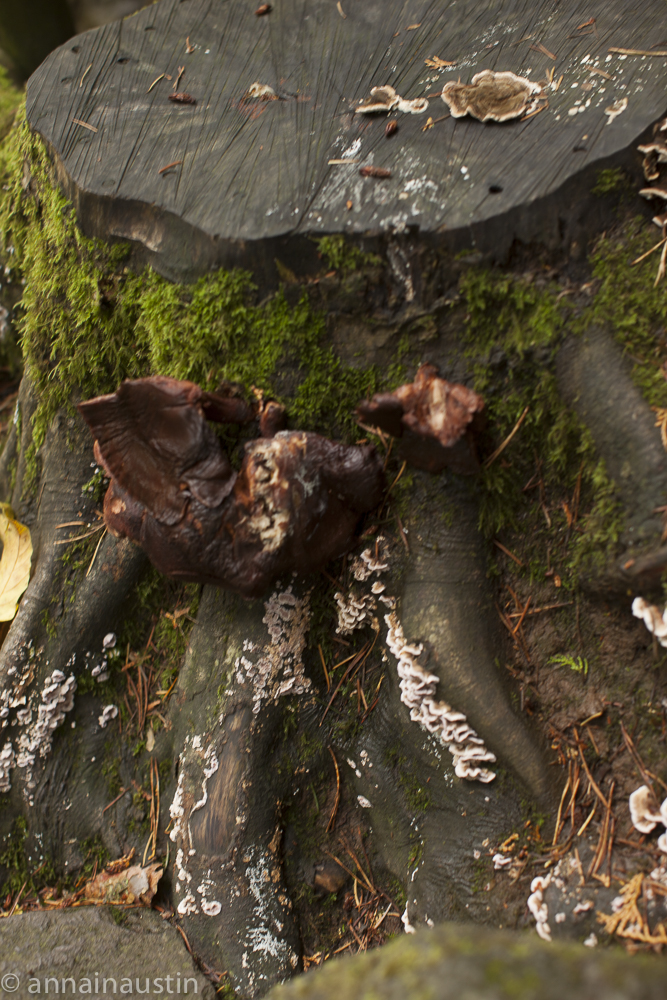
[259,400,288,438]
[79,378,385,598]
[356,363,484,474]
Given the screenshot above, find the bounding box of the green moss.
[78,835,110,880]
[0,67,21,144]
[592,167,632,197]
[461,269,625,581]
[316,235,382,276]
[384,746,431,813]
[0,816,56,898]
[460,270,564,356]
[588,217,667,408]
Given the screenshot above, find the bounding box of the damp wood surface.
[25,0,667,283]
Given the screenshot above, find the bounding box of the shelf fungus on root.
[441,70,543,123]
[640,115,667,182]
[78,377,385,599]
[356,363,484,474]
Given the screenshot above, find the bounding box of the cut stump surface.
[25,0,667,284]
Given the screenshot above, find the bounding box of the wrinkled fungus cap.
[79,378,385,598]
[78,377,251,526]
[441,70,542,123]
[356,364,484,474]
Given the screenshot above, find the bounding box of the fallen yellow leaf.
[0,503,32,621]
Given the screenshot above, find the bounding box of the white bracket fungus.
[441,70,543,123]
[527,874,552,941]
[335,537,495,784]
[0,740,15,793]
[98,704,118,729]
[632,597,667,646]
[629,784,667,848]
[355,84,428,115]
[14,671,77,795]
[604,97,628,125]
[245,82,279,101]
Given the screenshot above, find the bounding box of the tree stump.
[0,2,666,997]
[26,0,667,284]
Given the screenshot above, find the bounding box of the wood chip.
[168,93,196,105]
[406,23,421,30]
[185,37,195,54]
[359,166,391,178]
[256,3,271,14]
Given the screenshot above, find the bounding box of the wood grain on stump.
[25,0,667,285]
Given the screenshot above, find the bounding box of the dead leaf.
[83,863,163,906]
[0,504,32,622]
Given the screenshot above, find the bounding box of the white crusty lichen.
[241,844,300,990]
[235,586,312,713]
[169,733,221,917]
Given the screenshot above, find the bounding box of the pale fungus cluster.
[14,670,77,797]
[384,612,496,783]
[527,874,552,941]
[0,740,15,794]
[638,116,667,228]
[169,734,221,918]
[98,704,119,729]
[632,596,667,647]
[334,537,496,784]
[234,586,312,714]
[629,784,667,851]
[355,84,428,116]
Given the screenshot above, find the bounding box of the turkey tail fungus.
[78,377,385,598]
[356,364,484,474]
